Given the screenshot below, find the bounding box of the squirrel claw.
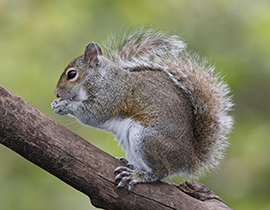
[114,166,133,174]
[115,170,131,180]
[117,176,132,189]
[128,179,138,191]
[116,158,135,169]
[116,157,129,165]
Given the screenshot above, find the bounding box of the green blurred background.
[1,0,270,209]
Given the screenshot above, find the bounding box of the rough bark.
[0,85,231,210]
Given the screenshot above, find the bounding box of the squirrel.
[51,29,233,191]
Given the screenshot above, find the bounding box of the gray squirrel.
[51,29,233,191]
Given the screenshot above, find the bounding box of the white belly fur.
[99,114,151,172]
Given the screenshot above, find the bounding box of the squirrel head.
[54,42,103,101]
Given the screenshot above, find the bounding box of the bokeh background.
[1,0,270,209]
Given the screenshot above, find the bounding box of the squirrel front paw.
[51,99,72,115]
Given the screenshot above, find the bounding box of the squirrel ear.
[84,42,103,67]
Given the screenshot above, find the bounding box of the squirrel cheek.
[73,88,88,101]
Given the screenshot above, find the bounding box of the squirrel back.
[104,29,234,176]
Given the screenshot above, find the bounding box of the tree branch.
[0,85,231,210]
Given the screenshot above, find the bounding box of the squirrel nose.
[54,89,60,98]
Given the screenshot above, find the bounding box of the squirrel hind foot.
[114,166,160,191]
[114,166,137,191]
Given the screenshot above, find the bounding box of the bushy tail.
[104,28,186,69]
[163,52,234,174]
[104,28,234,175]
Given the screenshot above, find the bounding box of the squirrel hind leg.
[114,166,163,191]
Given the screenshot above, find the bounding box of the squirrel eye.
[67,70,77,80]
